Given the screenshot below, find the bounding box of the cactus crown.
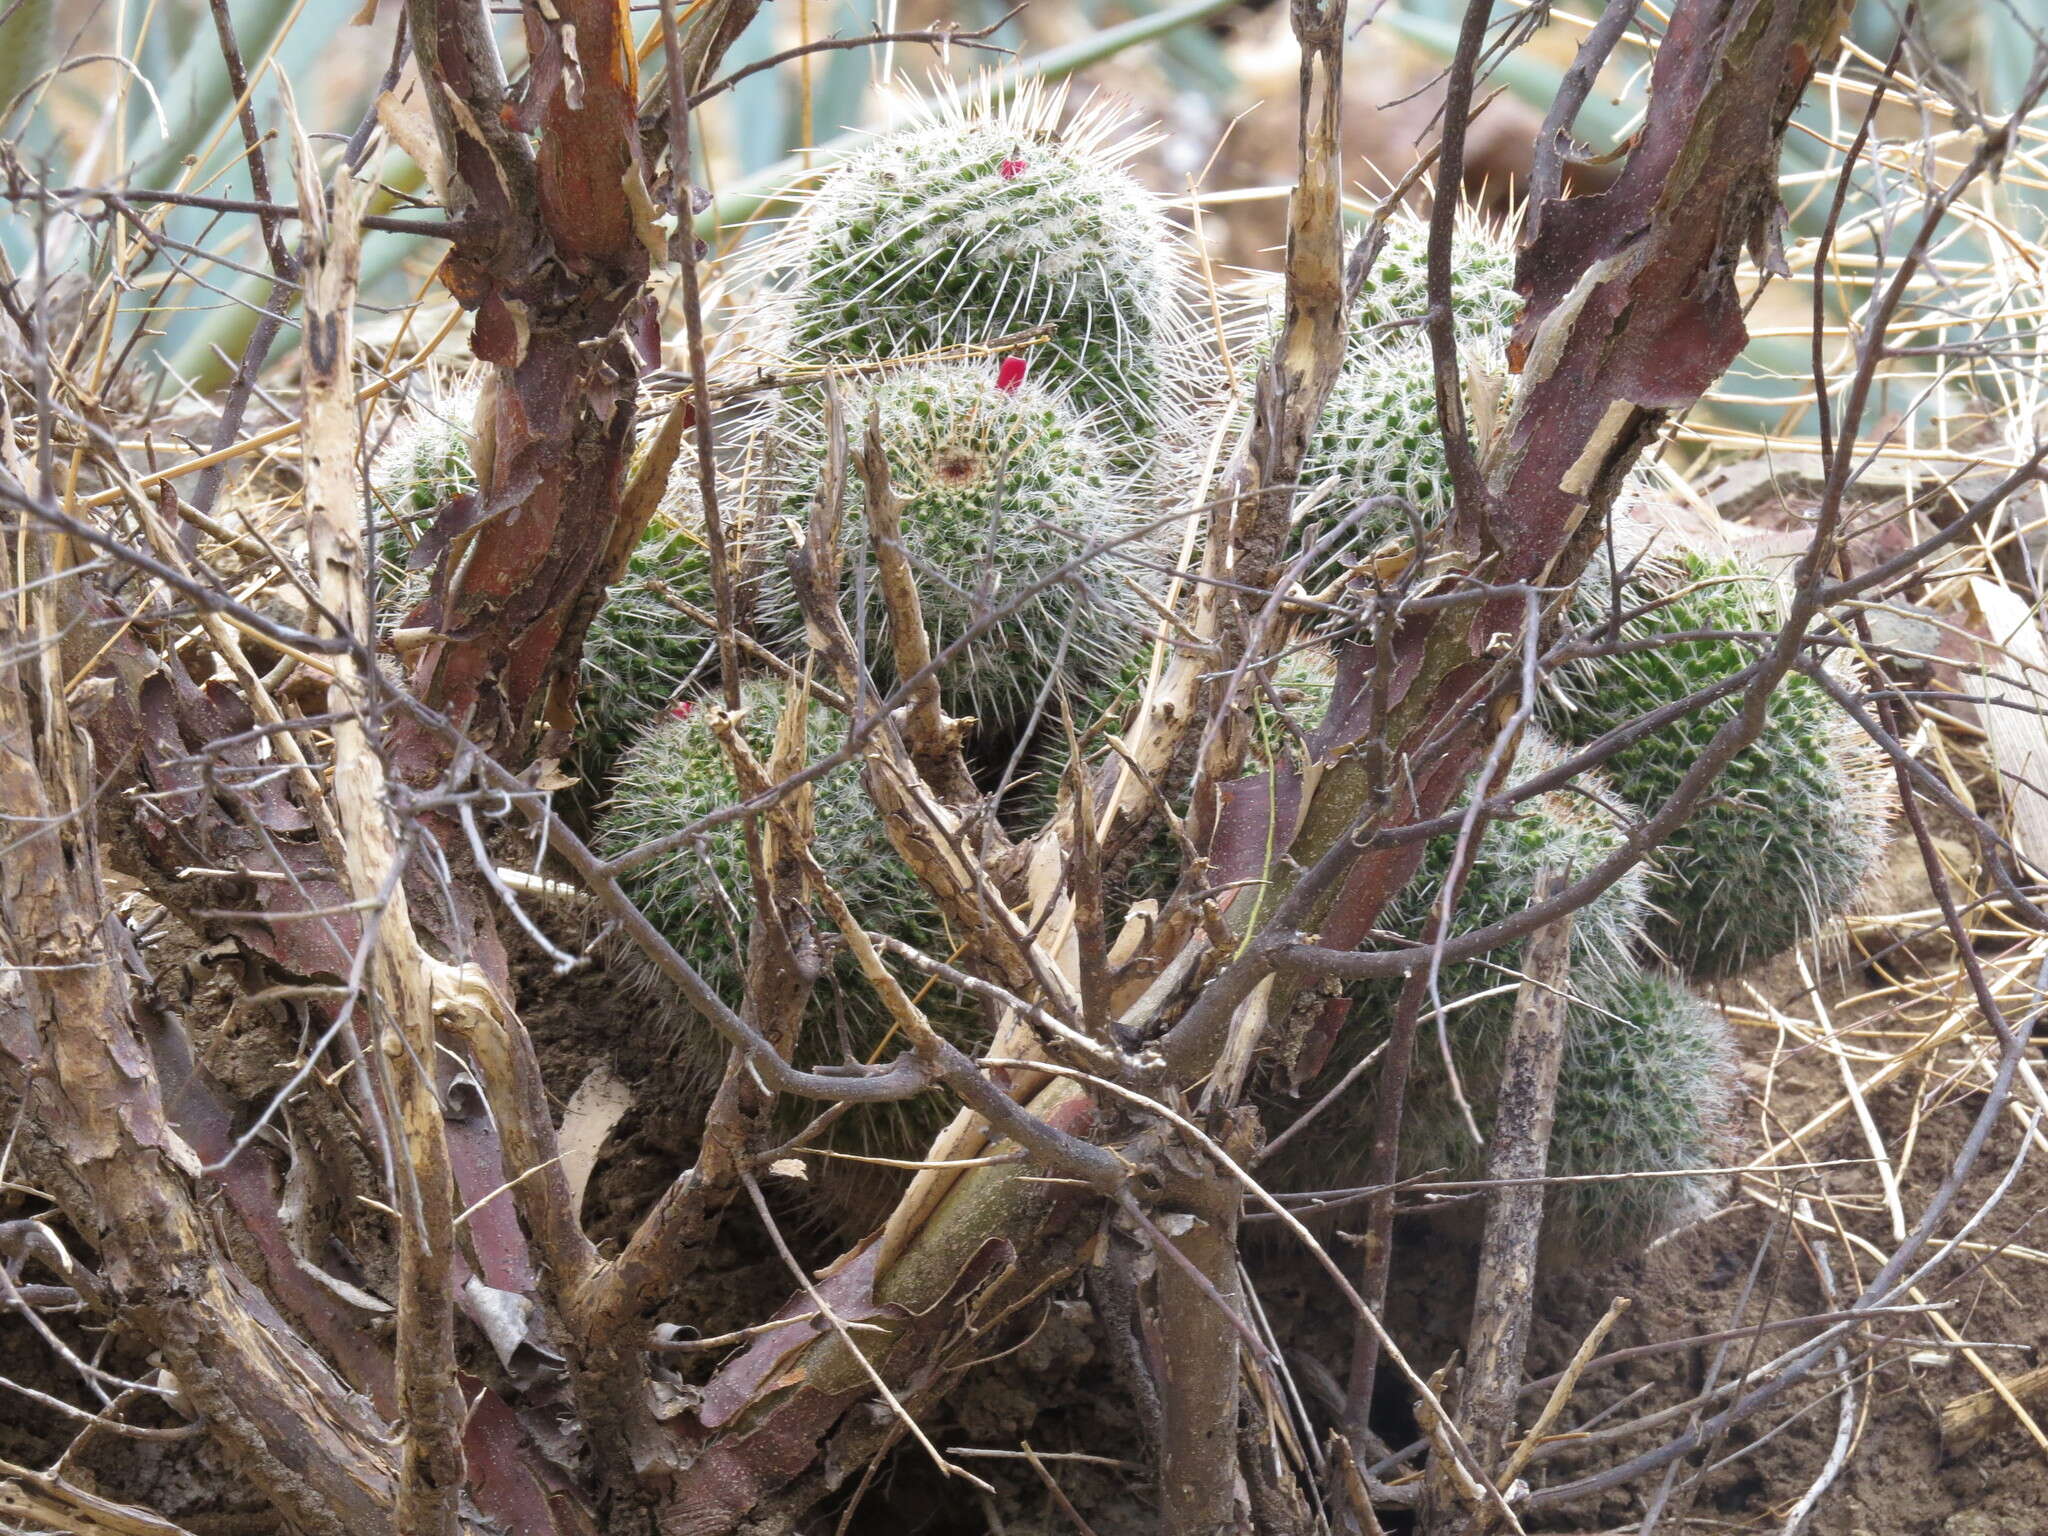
[760,361,1155,729]
[766,80,1201,456]
[1541,546,1890,977]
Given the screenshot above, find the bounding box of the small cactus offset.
[1540,546,1891,978]
[1398,966,1739,1256]
[760,361,1155,731]
[1292,343,1465,575]
[765,81,1203,459]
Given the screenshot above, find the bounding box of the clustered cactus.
[552,101,1887,1251]
[1240,209,1884,1249]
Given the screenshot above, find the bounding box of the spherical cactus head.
[1396,966,1739,1259]
[1541,545,1892,977]
[1349,204,1520,356]
[768,80,1203,458]
[1237,291,1507,594]
[763,361,1155,732]
[596,680,808,1010]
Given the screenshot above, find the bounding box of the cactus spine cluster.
[1542,546,1891,978]
[1347,205,1522,353]
[760,362,1154,730]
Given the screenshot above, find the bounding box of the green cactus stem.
[1539,547,1891,978]
[760,361,1154,732]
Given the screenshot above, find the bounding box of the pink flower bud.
[996,356,1029,394]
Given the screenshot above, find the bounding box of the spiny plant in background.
[759,361,1156,732]
[763,80,1205,466]
[1541,545,1892,978]
[1397,964,1740,1255]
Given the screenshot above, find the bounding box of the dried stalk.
[1423,867,1575,1534]
[297,161,464,1536]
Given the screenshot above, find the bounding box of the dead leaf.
[559,1063,634,1219]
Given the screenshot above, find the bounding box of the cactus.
[1397,966,1739,1256]
[595,678,985,1231]
[1539,547,1891,977]
[765,81,1202,458]
[369,383,479,585]
[1258,732,1653,1194]
[577,516,725,783]
[1348,205,1521,356]
[1293,343,1463,574]
[1240,305,1507,592]
[760,361,1155,731]
[1232,722,1739,1256]
[1368,731,1651,1021]
[596,679,921,1009]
